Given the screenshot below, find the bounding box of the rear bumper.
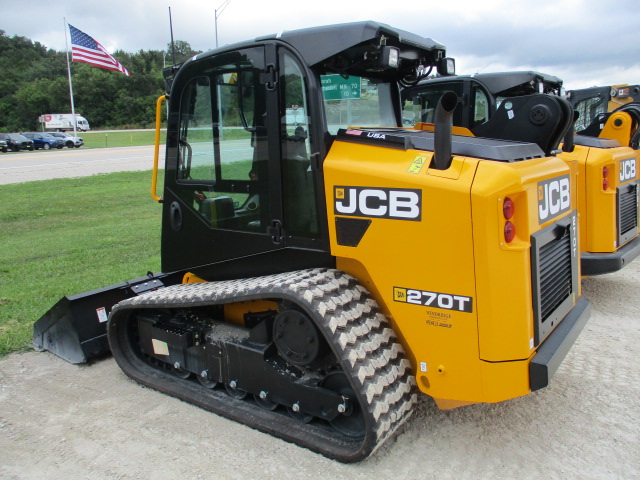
[529,296,591,391]
[581,235,640,276]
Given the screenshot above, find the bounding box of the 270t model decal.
[394,287,473,313]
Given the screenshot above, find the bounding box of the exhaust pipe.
[563,110,579,153]
[433,91,458,170]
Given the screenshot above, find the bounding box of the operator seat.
[199,196,235,228]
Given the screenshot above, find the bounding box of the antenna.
[169,6,176,66]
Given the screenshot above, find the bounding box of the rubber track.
[107,268,417,462]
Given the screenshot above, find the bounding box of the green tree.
[0,30,173,131]
[165,40,201,64]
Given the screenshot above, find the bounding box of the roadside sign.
[321,75,362,101]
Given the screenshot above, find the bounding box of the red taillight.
[504,221,516,243]
[603,166,609,190]
[503,197,515,219]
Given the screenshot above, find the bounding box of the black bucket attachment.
[33,272,184,364]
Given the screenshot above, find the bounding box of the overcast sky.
[2,0,639,89]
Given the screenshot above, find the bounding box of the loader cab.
[567,84,640,132]
[402,71,563,130]
[161,21,448,279]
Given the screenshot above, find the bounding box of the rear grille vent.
[531,212,579,346]
[618,182,639,246]
[539,234,572,321]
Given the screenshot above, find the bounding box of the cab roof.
[256,21,446,67]
[471,71,563,95]
[416,71,563,96]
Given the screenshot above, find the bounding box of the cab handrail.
[151,94,166,202]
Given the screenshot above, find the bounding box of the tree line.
[0,31,200,132]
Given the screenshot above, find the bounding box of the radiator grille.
[538,234,572,321]
[618,183,639,245]
[531,212,578,346]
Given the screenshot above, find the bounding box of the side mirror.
[437,57,456,76]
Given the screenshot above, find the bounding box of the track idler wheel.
[321,372,365,438]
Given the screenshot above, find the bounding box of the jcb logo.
[538,175,570,223]
[334,186,421,221]
[619,158,636,183]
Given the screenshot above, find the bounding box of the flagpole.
[63,17,78,138]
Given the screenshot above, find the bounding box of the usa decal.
[334,186,422,221]
[538,175,570,224]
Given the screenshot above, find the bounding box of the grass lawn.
[82,130,166,148]
[80,128,247,149]
[0,171,164,356]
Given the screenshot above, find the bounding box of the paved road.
[0,146,165,185]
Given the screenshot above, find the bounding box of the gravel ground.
[0,262,638,480]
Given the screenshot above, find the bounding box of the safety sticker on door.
[96,307,108,323]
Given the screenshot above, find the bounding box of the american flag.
[69,24,130,76]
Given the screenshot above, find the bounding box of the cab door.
[161,45,330,279]
[161,45,286,277]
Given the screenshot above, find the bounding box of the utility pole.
[215,0,233,48]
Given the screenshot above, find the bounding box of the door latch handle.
[267,220,283,244]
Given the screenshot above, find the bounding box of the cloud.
[2,0,638,89]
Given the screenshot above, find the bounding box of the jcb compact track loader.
[567,84,640,142]
[402,72,640,275]
[34,22,590,462]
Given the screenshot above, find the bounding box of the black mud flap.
[33,272,184,364]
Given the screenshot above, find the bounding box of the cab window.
[322,75,396,134]
[402,83,464,126]
[176,48,270,232]
[280,50,319,238]
[472,88,490,127]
